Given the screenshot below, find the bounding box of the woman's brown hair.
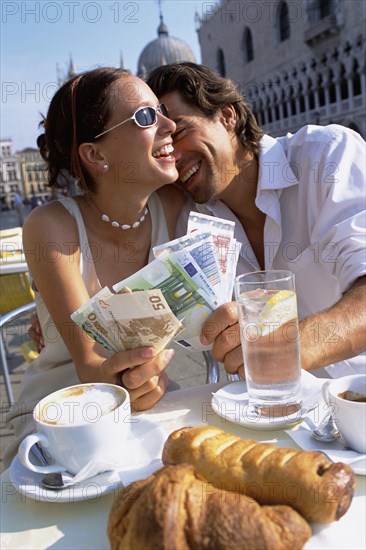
[37,67,130,191]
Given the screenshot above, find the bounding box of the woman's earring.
[102,163,109,171]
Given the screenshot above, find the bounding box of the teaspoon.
[30,444,67,490]
[312,413,340,442]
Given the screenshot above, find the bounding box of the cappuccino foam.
[38,384,124,425]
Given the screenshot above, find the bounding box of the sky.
[1,0,205,152]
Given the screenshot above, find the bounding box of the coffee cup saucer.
[211,370,323,431]
[10,419,166,503]
[286,425,366,475]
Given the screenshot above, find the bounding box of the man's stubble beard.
[190,164,220,204]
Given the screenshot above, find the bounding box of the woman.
[4,67,184,468]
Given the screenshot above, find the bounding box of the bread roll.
[108,464,311,550]
[162,426,355,523]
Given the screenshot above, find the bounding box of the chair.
[203,350,220,384]
[0,302,37,404]
[0,230,36,404]
[0,227,25,264]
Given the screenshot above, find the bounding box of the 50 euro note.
[71,287,120,352]
[71,287,182,353]
[113,252,215,351]
[97,289,182,353]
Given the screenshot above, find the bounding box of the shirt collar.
[256,134,299,193]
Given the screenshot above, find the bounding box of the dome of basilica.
[137,17,196,77]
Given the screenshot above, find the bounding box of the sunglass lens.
[159,104,169,117]
[135,107,156,127]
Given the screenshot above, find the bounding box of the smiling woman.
[3,67,186,469]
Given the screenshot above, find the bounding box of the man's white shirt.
[177,125,366,377]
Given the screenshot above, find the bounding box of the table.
[1,380,365,549]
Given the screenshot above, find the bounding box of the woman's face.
[98,76,178,192]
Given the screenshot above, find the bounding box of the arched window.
[298,83,306,113]
[281,90,288,118]
[352,59,361,96]
[217,48,226,77]
[307,0,333,24]
[273,94,280,121]
[278,2,290,42]
[243,28,254,64]
[317,74,325,106]
[308,78,315,110]
[339,64,349,100]
[258,99,264,125]
[289,85,297,115]
[328,69,336,103]
[266,96,273,124]
[320,0,331,19]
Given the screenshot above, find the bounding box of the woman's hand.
[99,347,175,411]
[200,302,245,379]
[28,310,174,411]
[28,313,45,353]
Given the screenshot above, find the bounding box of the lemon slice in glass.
[259,290,297,334]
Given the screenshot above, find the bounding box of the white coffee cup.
[322,374,366,454]
[19,383,131,475]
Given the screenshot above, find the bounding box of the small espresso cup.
[322,374,366,454]
[19,383,131,475]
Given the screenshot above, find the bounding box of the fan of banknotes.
[71,212,241,352]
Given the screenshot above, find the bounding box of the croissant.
[162,426,355,523]
[108,464,312,550]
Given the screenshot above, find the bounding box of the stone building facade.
[17,148,48,203]
[138,16,196,77]
[0,141,48,208]
[196,0,366,138]
[0,140,22,209]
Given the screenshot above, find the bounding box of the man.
[147,62,366,379]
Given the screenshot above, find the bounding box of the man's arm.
[299,275,366,371]
[200,276,366,377]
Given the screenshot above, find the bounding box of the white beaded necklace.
[101,207,149,230]
[89,195,149,230]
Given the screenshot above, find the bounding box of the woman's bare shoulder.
[23,199,78,243]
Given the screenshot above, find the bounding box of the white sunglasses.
[94,104,170,139]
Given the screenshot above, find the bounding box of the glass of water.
[234,270,302,418]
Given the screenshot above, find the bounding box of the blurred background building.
[196,0,365,138]
[1,4,196,209]
[18,148,48,203]
[2,0,365,210]
[0,141,47,209]
[0,140,23,209]
[137,15,196,77]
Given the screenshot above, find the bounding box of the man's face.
[160,91,238,204]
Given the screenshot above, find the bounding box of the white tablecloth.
[1,380,365,550]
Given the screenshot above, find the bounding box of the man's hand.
[200,302,245,378]
[201,276,366,378]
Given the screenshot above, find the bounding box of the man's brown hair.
[147,62,263,156]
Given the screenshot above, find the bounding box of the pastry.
[162,426,355,523]
[108,464,312,549]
